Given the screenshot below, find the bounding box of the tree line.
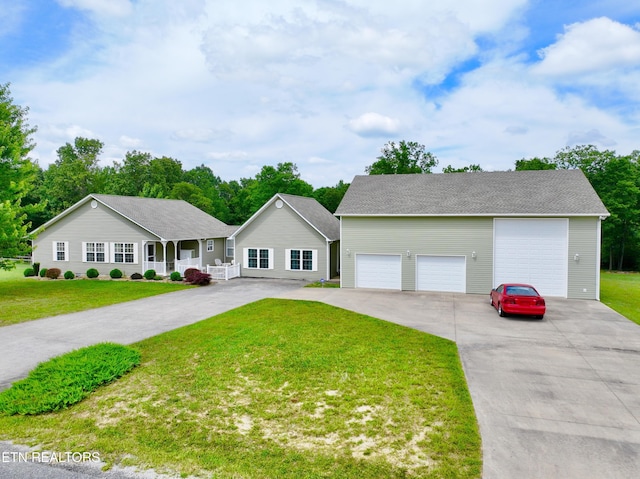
[2,83,639,270]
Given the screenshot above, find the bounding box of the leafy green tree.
[246,162,313,214]
[313,180,350,213]
[144,156,184,198]
[0,83,40,269]
[43,137,104,214]
[442,164,483,173]
[365,141,438,174]
[170,182,214,214]
[109,150,152,196]
[515,157,556,171]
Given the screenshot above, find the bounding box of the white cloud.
[119,135,143,148]
[348,112,401,138]
[534,17,640,76]
[567,129,617,147]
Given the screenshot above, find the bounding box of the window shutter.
[132,243,139,264]
[110,243,116,263]
[268,248,274,269]
[52,242,57,262]
[64,242,69,261]
[312,249,318,272]
[243,248,249,267]
[82,242,87,262]
[285,249,291,270]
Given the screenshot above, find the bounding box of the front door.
[147,243,155,262]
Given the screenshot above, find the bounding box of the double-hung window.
[244,248,273,269]
[112,242,137,264]
[52,241,69,262]
[83,242,107,263]
[286,249,317,271]
[207,240,214,252]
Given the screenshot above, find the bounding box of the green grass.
[304,280,340,288]
[0,299,481,479]
[0,272,192,327]
[600,271,640,325]
[0,343,141,415]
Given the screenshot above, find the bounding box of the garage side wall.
[568,217,601,300]
[340,217,493,293]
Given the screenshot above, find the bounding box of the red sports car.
[490,283,546,319]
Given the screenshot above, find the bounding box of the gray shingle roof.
[335,170,609,216]
[278,194,340,240]
[92,194,236,239]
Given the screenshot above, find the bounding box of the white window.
[243,248,273,269]
[226,238,235,258]
[52,241,69,262]
[286,249,318,271]
[111,242,138,264]
[207,239,214,252]
[82,242,107,263]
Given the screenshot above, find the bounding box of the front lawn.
[600,271,640,325]
[0,278,192,327]
[0,299,481,479]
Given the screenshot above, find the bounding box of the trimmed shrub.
[23,268,35,277]
[170,271,182,281]
[45,268,61,279]
[33,262,40,276]
[86,268,99,279]
[39,268,47,278]
[0,343,141,415]
[184,270,212,286]
[110,269,123,279]
[64,271,75,280]
[143,269,156,280]
[184,268,199,282]
[130,272,143,280]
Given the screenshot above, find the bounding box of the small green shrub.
[143,269,156,280]
[130,272,143,280]
[0,343,141,415]
[170,271,182,281]
[45,268,61,279]
[110,269,123,279]
[64,271,75,280]
[23,268,35,277]
[32,262,40,276]
[39,268,47,278]
[86,268,99,279]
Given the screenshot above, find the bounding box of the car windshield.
[505,286,538,296]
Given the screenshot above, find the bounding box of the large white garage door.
[494,219,568,297]
[356,254,402,290]
[417,255,466,293]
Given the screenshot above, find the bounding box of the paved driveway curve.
[0,278,304,391]
[278,288,640,479]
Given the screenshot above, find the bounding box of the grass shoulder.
[0,278,193,327]
[600,270,640,325]
[0,299,481,479]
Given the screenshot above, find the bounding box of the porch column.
[199,239,204,271]
[161,241,168,275]
[171,240,178,273]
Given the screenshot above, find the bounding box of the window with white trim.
[82,242,107,263]
[286,249,317,271]
[53,241,69,262]
[244,248,273,269]
[226,238,235,258]
[207,239,214,252]
[111,242,138,264]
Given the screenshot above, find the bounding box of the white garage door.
[494,219,568,297]
[417,256,466,293]
[356,254,402,290]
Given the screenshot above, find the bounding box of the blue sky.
[1,0,639,187]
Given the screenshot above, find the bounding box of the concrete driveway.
[0,278,304,391]
[278,287,640,479]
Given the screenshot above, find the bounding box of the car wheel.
[498,303,506,317]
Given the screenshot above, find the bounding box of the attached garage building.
[336,170,609,299]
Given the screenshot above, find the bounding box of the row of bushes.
[23,267,210,285]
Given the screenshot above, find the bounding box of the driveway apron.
[0,278,304,391]
[278,288,640,479]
